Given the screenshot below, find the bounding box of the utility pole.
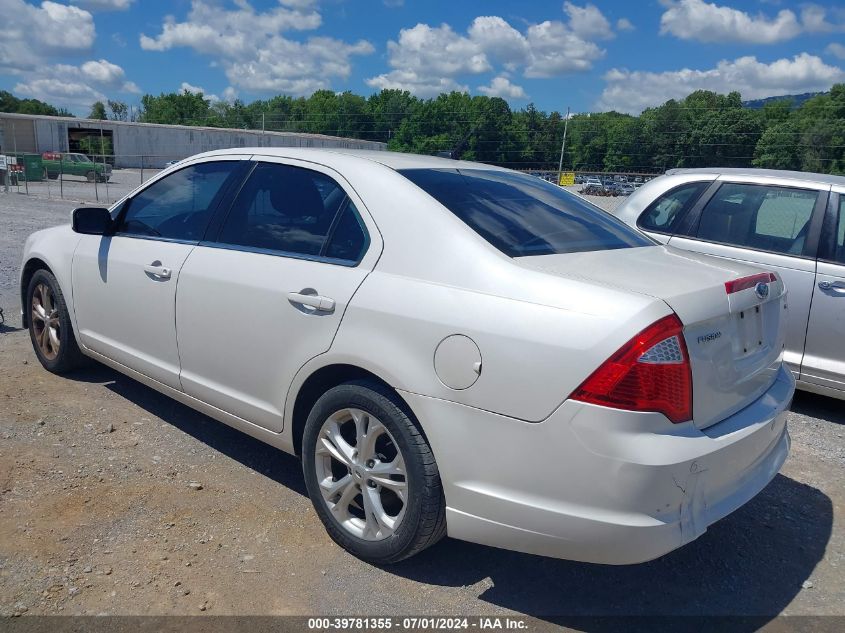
[557,106,570,184]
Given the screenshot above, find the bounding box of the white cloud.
[467,16,529,67]
[0,1,140,109]
[616,18,634,31]
[598,53,845,114]
[14,59,139,108]
[0,0,95,72]
[524,20,604,77]
[367,5,612,97]
[563,2,613,40]
[140,0,372,96]
[180,82,207,95]
[366,70,469,98]
[827,43,845,60]
[13,78,107,108]
[478,76,527,99]
[660,0,845,44]
[81,59,124,84]
[72,0,133,11]
[660,0,801,43]
[800,4,845,33]
[383,0,404,7]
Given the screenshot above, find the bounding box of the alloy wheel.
[31,283,60,360]
[314,408,408,541]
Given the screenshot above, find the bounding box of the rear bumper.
[402,363,794,564]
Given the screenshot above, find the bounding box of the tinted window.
[833,197,845,264]
[695,183,818,256]
[325,201,368,261]
[399,168,651,257]
[117,161,239,241]
[638,181,709,233]
[217,163,348,258]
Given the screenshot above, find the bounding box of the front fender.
[20,225,82,330]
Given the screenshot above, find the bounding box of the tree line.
[3,85,844,174]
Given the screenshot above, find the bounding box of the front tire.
[86,170,96,183]
[302,381,446,564]
[26,269,86,374]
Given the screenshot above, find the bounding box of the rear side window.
[117,161,239,241]
[325,202,368,262]
[839,198,845,264]
[638,181,709,233]
[399,168,651,257]
[829,196,845,264]
[695,183,818,256]
[216,162,367,262]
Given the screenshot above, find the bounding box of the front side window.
[695,183,818,256]
[638,181,709,233]
[399,168,652,257]
[216,162,367,262]
[116,161,239,241]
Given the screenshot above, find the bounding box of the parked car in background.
[612,167,845,400]
[42,152,111,183]
[20,149,792,565]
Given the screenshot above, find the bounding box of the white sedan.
[20,149,793,565]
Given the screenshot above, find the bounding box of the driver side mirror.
[72,207,113,235]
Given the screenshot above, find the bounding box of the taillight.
[724,272,776,294]
[572,314,692,424]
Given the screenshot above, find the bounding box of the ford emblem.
[755,282,769,300]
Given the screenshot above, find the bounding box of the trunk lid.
[518,245,787,429]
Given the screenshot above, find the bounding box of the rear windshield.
[399,168,652,257]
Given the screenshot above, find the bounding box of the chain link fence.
[1,153,633,214]
[1,154,185,206]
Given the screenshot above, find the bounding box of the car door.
[71,157,248,389]
[666,176,829,376]
[801,189,845,394]
[175,158,383,432]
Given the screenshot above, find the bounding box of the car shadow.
[0,323,24,334]
[791,390,845,425]
[63,364,832,628]
[67,363,307,497]
[386,474,831,627]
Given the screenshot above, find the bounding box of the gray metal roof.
[665,167,845,187]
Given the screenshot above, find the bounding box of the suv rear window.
[399,168,652,257]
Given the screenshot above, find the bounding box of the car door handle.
[143,264,171,279]
[818,280,845,294]
[287,291,335,312]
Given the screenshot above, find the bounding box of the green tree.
[138,91,213,125]
[107,100,128,121]
[0,90,71,116]
[88,101,107,120]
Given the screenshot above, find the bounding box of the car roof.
[192,147,505,172]
[665,167,845,187]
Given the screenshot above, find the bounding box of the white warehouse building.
[0,112,386,168]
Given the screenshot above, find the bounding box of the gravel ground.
[0,190,842,625]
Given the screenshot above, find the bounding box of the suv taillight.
[572,314,692,423]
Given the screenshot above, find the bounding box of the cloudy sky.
[1,0,844,115]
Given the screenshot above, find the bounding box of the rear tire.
[26,269,86,374]
[302,380,446,564]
